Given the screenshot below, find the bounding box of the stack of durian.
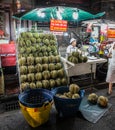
[56,84,81,99]
[68,51,88,64]
[88,93,108,108]
[17,32,68,91]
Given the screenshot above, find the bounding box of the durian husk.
[69,84,80,94]
[97,96,108,107]
[88,93,98,104]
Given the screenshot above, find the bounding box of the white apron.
[106,49,115,83]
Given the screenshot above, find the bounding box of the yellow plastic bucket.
[19,101,53,127]
[18,88,53,127]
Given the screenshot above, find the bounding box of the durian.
[69,84,80,94]
[27,73,35,82]
[97,96,108,107]
[28,65,35,73]
[35,73,42,80]
[88,93,98,104]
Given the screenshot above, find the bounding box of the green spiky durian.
[35,57,42,64]
[48,55,55,63]
[50,70,57,79]
[28,65,35,73]
[27,73,35,82]
[47,46,51,52]
[26,32,33,37]
[55,78,61,86]
[88,93,98,104]
[26,47,32,54]
[27,56,34,65]
[72,51,79,57]
[49,63,55,71]
[33,33,39,39]
[50,39,56,45]
[35,64,43,72]
[30,37,36,43]
[42,56,49,64]
[18,57,26,66]
[31,46,37,53]
[25,40,31,47]
[43,39,50,46]
[61,78,67,85]
[42,64,49,70]
[49,79,55,88]
[55,55,61,63]
[36,81,42,88]
[36,38,42,43]
[39,33,44,39]
[72,94,80,99]
[38,52,43,57]
[29,82,36,89]
[50,45,57,52]
[20,32,26,38]
[35,73,42,80]
[41,46,47,52]
[82,56,88,63]
[57,69,65,77]
[69,84,80,94]
[55,63,62,70]
[19,40,26,47]
[20,82,30,91]
[53,51,58,56]
[35,44,41,52]
[97,96,108,107]
[42,80,49,89]
[20,75,27,83]
[19,47,25,54]
[42,70,50,80]
[20,66,27,74]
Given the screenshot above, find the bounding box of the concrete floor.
[0,88,115,130]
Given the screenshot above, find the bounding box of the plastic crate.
[52,86,85,117]
[1,56,16,67]
[18,88,53,127]
[0,44,16,54]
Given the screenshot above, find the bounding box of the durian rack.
[16,31,68,92]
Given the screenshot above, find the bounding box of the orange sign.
[50,19,68,32]
[107,29,115,38]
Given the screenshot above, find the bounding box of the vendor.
[66,38,78,58]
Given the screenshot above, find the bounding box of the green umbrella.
[12,6,105,22]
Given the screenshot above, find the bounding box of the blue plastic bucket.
[52,86,85,117]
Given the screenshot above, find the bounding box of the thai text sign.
[50,19,68,32]
[107,29,115,38]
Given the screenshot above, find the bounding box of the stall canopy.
[12,6,105,22]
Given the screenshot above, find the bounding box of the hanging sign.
[107,29,115,38]
[50,19,68,32]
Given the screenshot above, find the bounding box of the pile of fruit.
[68,51,88,64]
[17,32,68,91]
[56,84,80,99]
[88,93,108,108]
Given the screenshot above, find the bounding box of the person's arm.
[66,46,71,59]
[66,46,70,54]
[107,46,112,58]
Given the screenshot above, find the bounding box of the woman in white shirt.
[66,38,78,58]
[106,42,115,95]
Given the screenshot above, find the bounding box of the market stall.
[62,58,107,78]
[61,56,107,87]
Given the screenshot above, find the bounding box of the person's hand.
[107,53,112,58]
